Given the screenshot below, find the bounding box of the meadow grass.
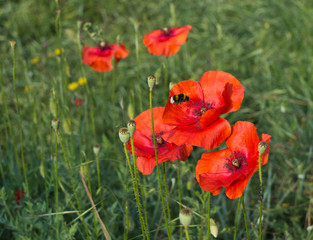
[1,0,313,239]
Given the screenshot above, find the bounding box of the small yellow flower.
[24,86,33,93]
[264,22,270,29]
[31,57,40,64]
[68,82,79,91]
[54,48,64,55]
[78,77,87,85]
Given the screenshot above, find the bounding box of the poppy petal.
[169,25,192,45]
[260,134,271,165]
[163,80,204,126]
[163,118,231,149]
[225,166,258,199]
[226,121,259,160]
[199,71,244,113]
[137,156,156,175]
[135,107,174,137]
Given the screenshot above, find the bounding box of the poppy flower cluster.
[82,42,129,72]
[128,69,270,199]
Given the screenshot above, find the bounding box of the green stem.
[130,136,150,239]
[241,196,250,240]
[124,201,129,240]
[135,23,143,112]
[184,227,190,240]
[11,43,29,196]
[149,90,172,239]
[177,161,183,240]
[162,164,171,226]
[258,155,263,240]
[55,135,59,211]
[234,197,242,240]
[164,57,169,104]
[123,144,146,240]
[55,131,91,239]
[207,192,211,240]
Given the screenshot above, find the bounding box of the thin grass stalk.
[10,42,29,196]
[258,155,263,240]
[79,171,111,240]
[177,161,183,240]
[139,176,149,237]
[234,197,242,240]
[55,131,91,239]
[112,64,117,122]
[149,90,172,239]
[123,144,147,240]
[135,22,143,112]
[206,192,211,240]
[130,136,150,239]
[241,196,250,240]
[55,135,59,211]
[162,164,171,226]
[82,153,98,238]
[163,57,169,104]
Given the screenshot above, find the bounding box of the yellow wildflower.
[264,22,270,29]
[31,57,40,64]
[78,77,87,85]
[68,82,79,91]
[54,48,64,55]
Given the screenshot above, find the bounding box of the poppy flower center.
[163,27,170,36]
[224,151,247,173]
[193,101,214,120]
[98,42,110,51]
[156,136,164,145]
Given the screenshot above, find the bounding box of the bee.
[170,94,190,105]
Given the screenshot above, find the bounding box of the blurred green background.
[1,0,313,239]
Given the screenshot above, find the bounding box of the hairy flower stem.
[162,164,171,226]
[241,196,250,240]
[149,90,172,239]
[234,197,242,240]
[164,57,169,104]
[184,227,191,240]
[11,43,29,196]
[123,144,147,240]
[258,155,263,240]
[177,162,183,240]
[130,137,150,239]
[207,192,211,240]
[55,131,91,240]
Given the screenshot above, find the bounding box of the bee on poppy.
[170,94,190,105]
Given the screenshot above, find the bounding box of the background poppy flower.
[163,71,244,150]
[111,43,129,63]
[196,121,271,199]
[15,189,25,205]
[127,107,193,175]
[82,42,129,72]
[143,25,192,56]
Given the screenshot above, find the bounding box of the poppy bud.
[210,219,218,238]
[127,120,136,137]
[9,41,16,48]
[258,141,268,156]
[93,144,100,156]
[49,98,57,117]
[127,103,134,120]
[179,208,193,227]
[169,81,176,90]
[80,164,88,179]
[51,119,60,131]
[119,128,130,144]
[147,75,156,91]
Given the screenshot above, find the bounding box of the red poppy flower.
[111,43,129,63]
[15,189,25,205]
[127,107,193,175]
[196,121,271,199]
[82,42,129,72]
[75,98,82,106]
[162,71,244,150]
[143,25,192,56]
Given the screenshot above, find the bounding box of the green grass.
[1,0,313,239]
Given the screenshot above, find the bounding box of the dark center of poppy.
[98,42,109,50]
[193,101,215,120]
[224,151,247,173]
[156,137,163,145]
[163,27,170,35]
